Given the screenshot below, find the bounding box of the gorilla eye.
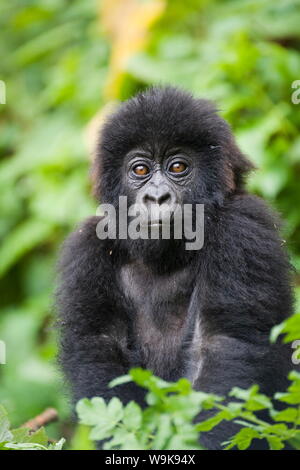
[169,161,187,174]
[132,164,150,176]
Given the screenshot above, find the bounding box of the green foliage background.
[0,0,300,443]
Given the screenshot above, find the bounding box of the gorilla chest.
[119,261,195,377]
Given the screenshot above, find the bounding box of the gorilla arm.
[196,195,292,391]
[193,195,293,448]
[56,217,145,406]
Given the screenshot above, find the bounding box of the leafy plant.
[271,312,300,345]
[77,368,300,450]
[0,406,64,450]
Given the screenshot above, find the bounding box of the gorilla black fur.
[57,87,294,450]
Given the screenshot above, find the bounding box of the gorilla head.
[94,87,253,219]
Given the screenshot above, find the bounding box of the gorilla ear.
[223,135,255,192]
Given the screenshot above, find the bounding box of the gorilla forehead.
[100,87,230,158]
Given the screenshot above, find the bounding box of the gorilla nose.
[143,188,172,207]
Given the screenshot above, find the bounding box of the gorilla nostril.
[158,192,171,206]
[143,194,156,205]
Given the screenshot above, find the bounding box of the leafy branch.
[76,368,300,451]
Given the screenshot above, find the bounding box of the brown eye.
[169,162,187,174]
[133,164,149,176]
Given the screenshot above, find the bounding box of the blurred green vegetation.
[0,0,300,443]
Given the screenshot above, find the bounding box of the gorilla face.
[122,146,196,227]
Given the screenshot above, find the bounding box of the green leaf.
[263,423,288,435]
[196,412,227,432]
[89,424,114,441]
[109,375,132,388]
[266,436,284,450]
[76,397,107,426]
[270,322,285,343]
[225,427,261,450]
[11,426,48,446]
[272,407,299,423]
[129,368,156,388]
[151,414,172,449]
[288,431,300,450]
[107,397,124,423]
[48,438,65,450]
[275,391,300,405]
[123,402,142,431]
[0,406,12,444]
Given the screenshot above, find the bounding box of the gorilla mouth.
[136,202,182,229]
[146,212,176,227]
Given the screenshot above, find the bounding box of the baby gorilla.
[57,87,293,450]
